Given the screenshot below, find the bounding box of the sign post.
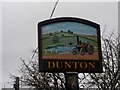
[13,77,19,90]
[65,72,79,90]
[38,17,102,89]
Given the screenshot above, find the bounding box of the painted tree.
[52,34,59,43]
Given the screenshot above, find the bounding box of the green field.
[42,32,98,54]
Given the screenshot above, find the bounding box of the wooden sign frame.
[38,17,102,73]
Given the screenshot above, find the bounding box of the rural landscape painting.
[41,21,99,60]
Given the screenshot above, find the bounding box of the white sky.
[1,0,119,89]
[1,0,120,2]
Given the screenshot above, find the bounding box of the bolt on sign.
[38,17,102,72]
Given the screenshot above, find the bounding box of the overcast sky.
[2,1,118,88]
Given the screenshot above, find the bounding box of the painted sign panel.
[38,17,102,72]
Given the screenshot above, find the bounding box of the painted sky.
[42,22,97,35]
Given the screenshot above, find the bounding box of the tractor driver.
[76,40,82,51]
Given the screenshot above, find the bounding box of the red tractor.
[72,35,94,55]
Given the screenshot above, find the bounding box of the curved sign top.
[38,17,102,73]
